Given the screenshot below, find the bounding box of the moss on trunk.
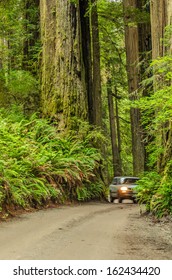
[40,0,88,129]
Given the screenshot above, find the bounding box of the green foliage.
[161,25,172,49]
[150,181,172,218]
[134,63,172,174]
[98,0,132,175]
[8,70,38,98]
[136,172,161,211]
[6,70,39,109]
[137,172,172,217]
[0,0,41,74]
[0,0,40,113]
[0,0,25,69]
[76,182,106,201]
[0,69,39,115]
[0,110,106,214]
[124,7,150,26]
[135,26,172,217]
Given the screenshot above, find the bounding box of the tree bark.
[150,0,172,173]
[91,0,102,127]
[115,88,122,158]
[107,79,122,176]
[123,0,145,175]
[79,0,94,124]
[137,0,152,170]
[150,0,167,59]
[40,0,88,129]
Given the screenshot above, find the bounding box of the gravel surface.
[0,202,171,260]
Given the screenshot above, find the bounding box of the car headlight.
[120,186,128,191]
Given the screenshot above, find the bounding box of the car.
[109,176,139,203]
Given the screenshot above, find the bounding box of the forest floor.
[0,201,171,260]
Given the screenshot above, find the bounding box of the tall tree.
[107,78,122,176]
[123,0,144,175]
[79,0,94,124]
[22,0,40,75]
[40,0,88,128]
[40,0,103,130]
[123,0,151,175]
[150,0,172,172]
[91,0,102,127]
[150,0,169,60]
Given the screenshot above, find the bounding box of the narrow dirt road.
[0,202,171,260]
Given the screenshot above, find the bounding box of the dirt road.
[0,202,171,260]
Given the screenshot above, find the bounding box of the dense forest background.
[0,0,172,218]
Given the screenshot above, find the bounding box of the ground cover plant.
[0,109,106,217]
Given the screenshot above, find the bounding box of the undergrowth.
[0,109,106,215]
[137,172,172,218]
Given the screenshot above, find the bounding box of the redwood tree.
[91,0,102,127]
[123,0,144,175]
[40,0,88,128]
[123,0,151,175]
[150,0,172,173]
[40,0,103,129]
[79,0,94,124]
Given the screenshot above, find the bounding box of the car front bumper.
[118,189,137,199]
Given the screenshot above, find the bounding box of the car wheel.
[118,198,123,203]
[110,196,114,203]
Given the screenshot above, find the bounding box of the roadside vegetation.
[136,49,172,218]
[137,172,172,218]
[0,109,107,217]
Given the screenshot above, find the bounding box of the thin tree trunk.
[107,79,122,176]
[115,88,122,157]
[91,0,102,127]
[23,0,40,74]
[79,0,94,124]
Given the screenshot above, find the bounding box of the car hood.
[124,184,138,188]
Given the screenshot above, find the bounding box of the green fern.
[0,109,106,213]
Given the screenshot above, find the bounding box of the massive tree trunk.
[150,0,172,172]
[123,0,145,175]
[150,0,168,59]
[137,0,152,170]
[40,0,87,129]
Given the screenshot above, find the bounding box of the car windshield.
[123,178,138,184]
